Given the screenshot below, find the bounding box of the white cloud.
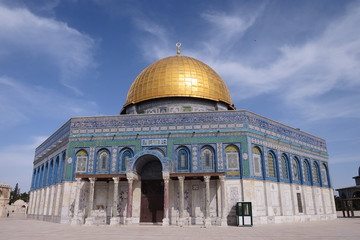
[133,18,174,61]
[132,6,263,63]
[0,76,99,130]
[200,7,262,54]
[149,3,360,121]
[0,3,96,94]
[0,136,46,191]
[209,3,360,121]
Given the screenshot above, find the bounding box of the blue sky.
[0,0,359,193]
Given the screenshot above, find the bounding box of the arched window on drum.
[252,147,263,177]
[291,157,301,182]
[97,149,110,172]
[321,163,329,186]
[201,146,214,170]
[43,163,48,187]
[120,149,133,172]
[267,151,276,178]
[76,150,88,173]
[303,159,311,183]
[281,154,290,180]
[312,162,320,184]
[225,145,240,170]
[177,147,190,171]
[48,160,54,185]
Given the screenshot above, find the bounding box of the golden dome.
[124,56,232,107]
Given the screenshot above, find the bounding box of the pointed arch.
[54,156,59,184]
[291,156,300,182]
[281,154,290,180]
[252,146,263,177]
[97,148,110,172]
[225,144,240,170]
[312,161,320,184]
[303,159,311,183]
[43,162,48,187]
[267,151,276,178]
[48,159,54,185]
[201,145,215,171]
[129,149,171,172]
[321,163,329,186]
[59,152,66,182]
[120,148,133,172]
[75,149,88,173]
[176,146,190,171]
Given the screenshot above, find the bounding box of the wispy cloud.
[201,11,253,40]
[133,18,173,61]
[0,76,99,130]
[132,2,360,122]
[200,5,264,57]
[0,3,96,95]
[205,2,360,121]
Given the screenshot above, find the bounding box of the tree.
[9,183,20,204]
[9,183,29,204]
[20,192,29,202]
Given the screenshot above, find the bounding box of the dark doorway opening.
[137,157,164,223]
[140,179,164,223]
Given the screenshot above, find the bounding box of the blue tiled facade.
[30,109,331,191]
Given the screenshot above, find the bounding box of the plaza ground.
[0,212,359,240]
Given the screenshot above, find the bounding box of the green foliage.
[9,183,29,204]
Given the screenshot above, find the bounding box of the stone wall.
[0,183,11,217]
[27,177,336,225]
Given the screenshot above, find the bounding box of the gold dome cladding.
[125,56,232,107]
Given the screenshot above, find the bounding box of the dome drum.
[122,97,231,114]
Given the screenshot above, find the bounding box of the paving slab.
[1,214,360,240]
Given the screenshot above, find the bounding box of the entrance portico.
[72,150,226,227]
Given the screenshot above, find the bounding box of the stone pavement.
[1,213,359,240]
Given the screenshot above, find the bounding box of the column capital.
[204,175,210,182]
[126,171,139,181]
[162,171,170,181]
[127,178,133,184]
[219,175,225,181]
[112,177,120,184]
[89,177,96,183]
[75,178,82,183]
[178,176,185,181]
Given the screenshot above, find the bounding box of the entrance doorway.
[137,156,164,223]
[140,179,164,222]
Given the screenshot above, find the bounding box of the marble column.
[219,175,228,226]
[48,185,55,216]
[85,178,96,226]
[204,176,211,227]
[39,188,45,216]
[110,177,120,225]
[162,172,170,226]
[54,184,62,216]
[125,177,134,225]
[178,176,185,226]
[29,191,35,215]
[35,190,41,215]
[43,187,50,216]
[71,178,83,225]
